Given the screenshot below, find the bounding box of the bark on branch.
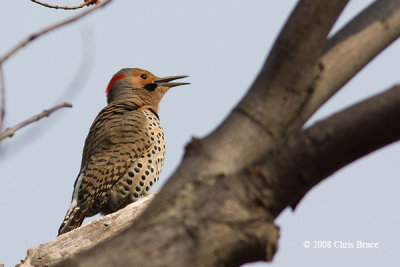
[252,85,400,216]
[298,0,400,125]
[200,0,350,174]
[18,194,155,267]
[25,85,400,267]
[152,0,350,221]
[16,0,400,266]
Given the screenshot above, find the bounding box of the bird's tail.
[57,203,87,236]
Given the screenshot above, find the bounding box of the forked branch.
[253,85,400,216]
[297,0,400,125]
[152,0,351,215]
[49,86,400,267]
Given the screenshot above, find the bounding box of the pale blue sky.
[1,1,399,266]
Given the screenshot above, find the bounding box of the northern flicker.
[58,68,188,235]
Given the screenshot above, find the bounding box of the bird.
[58,68,188,235]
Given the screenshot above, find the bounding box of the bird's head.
[105,68,189,113]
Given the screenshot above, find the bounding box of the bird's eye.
[140,74,147,79]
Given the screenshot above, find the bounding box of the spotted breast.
[58,68,188,236]
[98,108,165,215]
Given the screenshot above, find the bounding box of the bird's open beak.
[154,75,189,88]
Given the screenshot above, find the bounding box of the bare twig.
[30,0,98,10]
[0,28,94,157]
[0,102,72,141]
[0,66,5,131]
[0,0,112,65]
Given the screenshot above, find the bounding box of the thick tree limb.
[153,0,350,220]
[0,0,112,65]
[155,0,400,214]
[297,0,400,125]
[0,102,72,141]
[47,85,400,267]
[16,1,400,266]
[252,85,400,215]
[201,0,349,173]
[18,194,155,267]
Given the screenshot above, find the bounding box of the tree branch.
[30,0,98,10]
[152,0,350,220]
[18,85,400,267]
[17,194,155,267]
[201,0,350,173]
[15,1,400,266]
[0,29,94,157]
[50,85,400,267]
[253,84,400,216]
[0,102,72,142]
[0,66,5,131]
[0,0,112,65]
[297,0,400,125]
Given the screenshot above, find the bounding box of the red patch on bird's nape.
[106,74,126,97]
